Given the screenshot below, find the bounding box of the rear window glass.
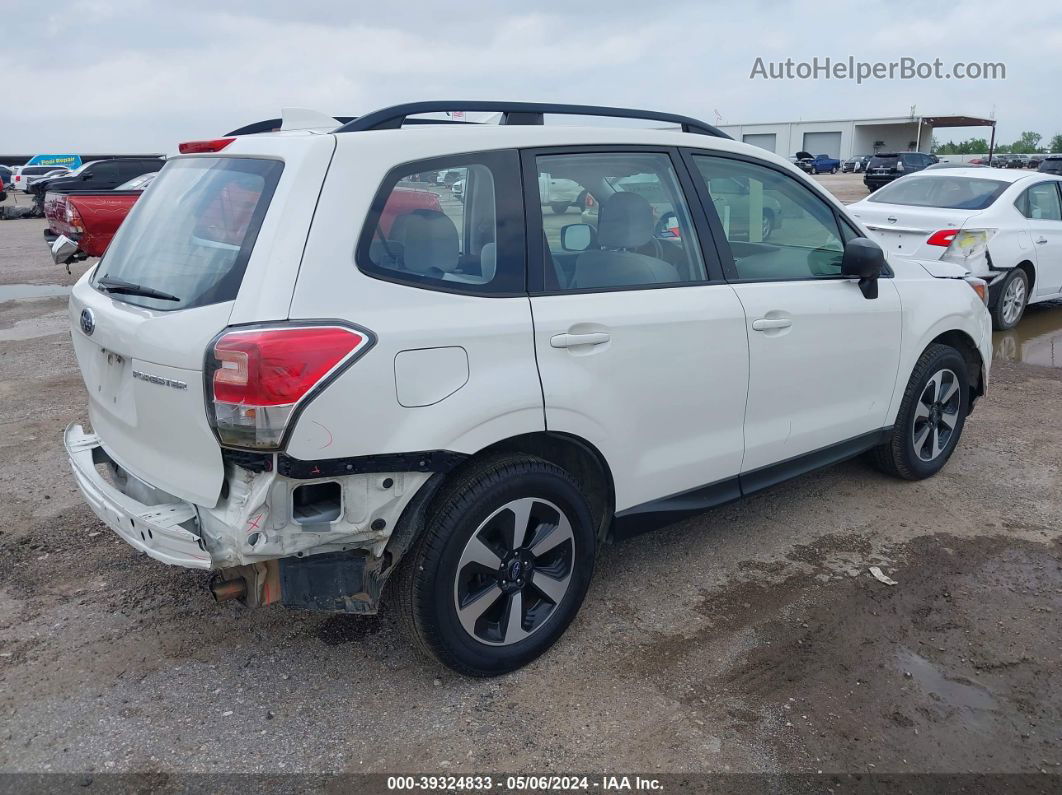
[868,155,898,168]
[92,157,282,311]
[869,175,1009,210]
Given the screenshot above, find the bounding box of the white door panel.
[734,278,902,473]
[1027,220,1062,296]
[531,286,749,512]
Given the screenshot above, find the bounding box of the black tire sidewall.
[414,463,595,675]
[991,268,1028,330]
[895,348,970,478]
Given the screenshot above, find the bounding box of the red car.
[44,173,156,263]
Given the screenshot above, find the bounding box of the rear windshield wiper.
[96,276,180,302]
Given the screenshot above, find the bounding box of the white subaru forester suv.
[64,102,991,676]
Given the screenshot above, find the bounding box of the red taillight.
[584,193,595,208]
[208,326,372,449]
[926,229,960,247]
[66,202,84,232]
[178,138,235,154]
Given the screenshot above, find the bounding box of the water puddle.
[897,647,997,721]
[0,284,70,302]
[993,300,1062,368]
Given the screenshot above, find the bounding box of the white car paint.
[849,168,1062,306]
[63,120,991,590]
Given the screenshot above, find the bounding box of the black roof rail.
[226,115,481,137]
[333,101,731,139]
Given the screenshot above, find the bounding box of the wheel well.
[477,432,615,543]
[1016,260,1035,293]
[930,330,985,402]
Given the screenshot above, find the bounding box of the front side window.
[692,154,848,281]
[1017,182,1062,221]
[534,152,706,291]
[93,156,283,310]
[357,151,523,295]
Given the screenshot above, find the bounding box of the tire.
[810,167,818,175]
[550,202,570,215]
[396,454,596,676]
[871,344,970,480]
[990,268,1028,330]
[831,167,839,174]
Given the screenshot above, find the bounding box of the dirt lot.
[1,179,1060,782]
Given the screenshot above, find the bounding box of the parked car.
[1038,156,1062,175]
[989,155,1010,168]
[850,167,1062,330]
[11,165,69,193]
[63,101,991,676]
[43,172,159,264]
[538,172,584,214]
[805,154,841,175]
[0,175,6,203]
[1006,154,1030,169]
[925,161,986,170]
[0,165,13,186]
[842,155,871,173]
[29,158,164,206]
[792,150,814,172]
[1027,155,1043,169]
[864,152,937,191]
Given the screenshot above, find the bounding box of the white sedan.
[849,168,1062,329]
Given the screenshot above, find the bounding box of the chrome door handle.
[1036,237,1048,244]
[550,332,611,348]
[751,318,793,331]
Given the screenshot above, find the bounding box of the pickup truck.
[805,154,841,174]
[44,188,147,264]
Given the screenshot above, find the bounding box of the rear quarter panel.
[69,193,141,256]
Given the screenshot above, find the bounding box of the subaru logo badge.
[80,308,95,336]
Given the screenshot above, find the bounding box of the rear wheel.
[991,268,1028,330]
[871,344,969,480]
[396,454,596,676]
[550,202,570,215]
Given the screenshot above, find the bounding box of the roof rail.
[333,101,731,139]
[226,114,478,137]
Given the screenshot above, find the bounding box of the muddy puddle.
[0,284,70,301]
[993,299,1062,368]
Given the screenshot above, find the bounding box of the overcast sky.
[6,0,1061,153]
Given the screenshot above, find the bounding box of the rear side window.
[356,150,525,295]
[92,157,282,311]
[1016,182,1062,220]
[869,175,1009,210]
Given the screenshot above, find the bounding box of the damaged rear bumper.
[65,423,213,568]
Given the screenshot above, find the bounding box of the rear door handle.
[751,318,793,331]
[1036,237,1049,244]
[550,332,611,348]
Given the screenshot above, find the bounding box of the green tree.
[1010,131,1042,154]
[1049,134,1062,153]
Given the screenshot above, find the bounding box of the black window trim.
[353,149,527,298]
[520,144,727,296]
[680,147,894,285]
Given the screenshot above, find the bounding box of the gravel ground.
[0,199,1060,781]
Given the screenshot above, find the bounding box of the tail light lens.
[964,276,989,305]
[206,325,372,450]
[895,160,905,172]
[65,202,84,232]
[927,229,960,247]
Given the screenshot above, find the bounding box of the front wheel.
[550,202,570,215]
[871,344,970,480]
[396,454,596,676]
[991,268,1028,330]
[831,167,839,174]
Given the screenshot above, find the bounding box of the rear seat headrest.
[400,209,459,274]
[597,192,654,249]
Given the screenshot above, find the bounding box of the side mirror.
[560,223,593,252]
[841,237,885,299]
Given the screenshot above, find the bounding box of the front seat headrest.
[400,209,459,274]
[597,191,655,249]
